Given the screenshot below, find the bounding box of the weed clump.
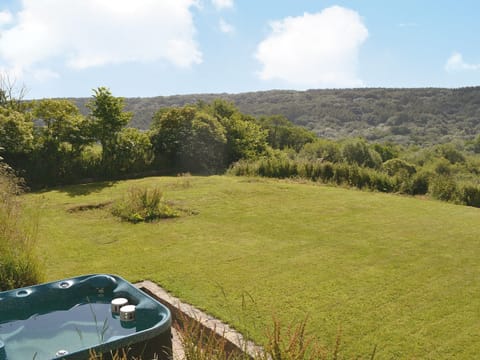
[111,186,178,223]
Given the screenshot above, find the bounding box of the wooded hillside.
[71,87,480,145]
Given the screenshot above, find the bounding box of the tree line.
[0,86,315,187]
[1,85,480,208]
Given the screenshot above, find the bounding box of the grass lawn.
[25,175,480,358]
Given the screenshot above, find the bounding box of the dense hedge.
[229,147,480,208]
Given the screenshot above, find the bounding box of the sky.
[0,0,479,99]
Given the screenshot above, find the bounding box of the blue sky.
[0,0,479,99]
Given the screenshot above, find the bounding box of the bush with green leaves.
[111,186,178,223]
[0,163,43,291]
[429,175,459,202]
[459,183,480,207]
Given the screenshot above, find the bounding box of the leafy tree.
[206,98,237,120]
[437,143,465,164]
[382,158,416,176]
[204,99,268,164]
[150,106,227,173]
[257,115,316,151]
[152,100,268,171]
[150,105,197,165]
[373,142,400,162]
[27,99,94,184]
[187,111,227,172]
[219,112,268,164]
[299,139,342,162]
[33,99,92,154]
[0,108,33,155]
[86,87,132,172]
[341,139,382,168]
[112,128,153,174]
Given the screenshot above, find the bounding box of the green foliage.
[150,105,196,161]
[24,99,95,185]
[87,87,132,171]
[402,170,430,195]
[341,139,382,169]
[437,143,466,164]
[382,158,416,176]
[111,128,153,174]
[1,82,479,213]
[230,155,395,193]
[111,186,178,223]
[0,107,33,154]
[206,99,268,164]
[299,139,342,162]
[373,142,400,162]
[188,111,228,172]
[0,164,43,291]
[33,99,92,154]
[459,183,480,207]
[150,106,227,173]
[432,158,452,176]
[150,100,267,172]
[97,87,480,147]
[219,112,268,164]
[429,175,459,202]
[257,114,316,151]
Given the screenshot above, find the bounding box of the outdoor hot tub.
[0,274,172,360]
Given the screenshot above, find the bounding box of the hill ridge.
[69,86,480,145]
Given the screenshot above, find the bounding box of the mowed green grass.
[25,176,480,358]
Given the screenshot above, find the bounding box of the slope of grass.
[26,175,480,358]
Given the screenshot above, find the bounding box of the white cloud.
[219,18,234,33]
[0,10,13,26]
[445,52,480,72]
[255,6,368,88]
[212,0,233,10]
[0,0,202,76]
[32,68,60,82]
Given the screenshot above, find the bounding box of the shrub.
[111,186,178,223]
[409,171,430,195]
[459,183,480,208]
[341,139,382,169]
[429,175,459,202]
[256,155,298,179]
[366,169,395,192]
[0,163,43,291]
[383,158,416,176]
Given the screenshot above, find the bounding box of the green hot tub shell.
[0,274,172,360]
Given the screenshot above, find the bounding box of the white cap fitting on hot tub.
[111,297,129,314]
[120,304,136,321]
[56,349,69,357]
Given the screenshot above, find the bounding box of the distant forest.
[70,87,480,146]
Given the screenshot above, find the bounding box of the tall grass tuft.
[256,317,326,360]
[0,163,43,291]
[111,186,178,223]
[177,315,250,360]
